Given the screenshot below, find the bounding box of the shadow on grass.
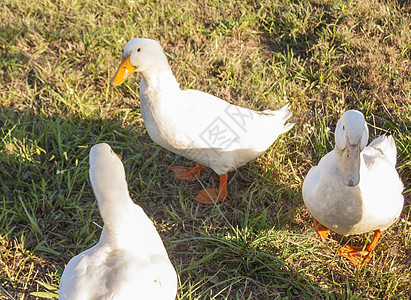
[0,105,332,298]
[257,0,335,58]
[0,107,145,298]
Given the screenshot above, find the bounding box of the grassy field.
[0,0,410,299]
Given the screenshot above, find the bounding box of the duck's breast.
[303,151,364,235]
[303,149,404,236]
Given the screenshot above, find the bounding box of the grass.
[0,0,410,298]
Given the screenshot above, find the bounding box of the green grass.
[1,0,410,299]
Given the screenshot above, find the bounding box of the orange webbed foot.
[312,218,330,241]
[194,188,229,205]
[193,173,229,205]
[170,163,207,182]
[338,230,382,267]
[338,245,372,266]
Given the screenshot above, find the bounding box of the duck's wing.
[302,165,321,200]
[179,89,293,152]
[360,136,404,231]
[59,255,85,299]
[302,152,334,209]
[59,245,108,300]
[367,135,397,166]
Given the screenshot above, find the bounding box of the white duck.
[110,38,294,204]
[302,110,404,266]
[59,143,177,299]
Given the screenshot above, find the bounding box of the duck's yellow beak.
[110,56,136,87]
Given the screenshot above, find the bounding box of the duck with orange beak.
[110,38,294,204]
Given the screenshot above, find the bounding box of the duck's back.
[59,242,177,300]
[59,205,177,300]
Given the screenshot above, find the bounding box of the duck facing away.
[302,110,404,266]
[110,38,294,204]
[59,143,177,299]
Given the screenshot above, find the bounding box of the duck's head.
[110,38,168,87]
[89,143,128,200]
[334,110,369,187]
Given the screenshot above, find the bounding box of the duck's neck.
[140,66,180,94]
[96,190,134,238]
[97,194,162,253]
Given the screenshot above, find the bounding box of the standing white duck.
[302,110,404,266]
[59,143,177,299]
[110,38,294,204]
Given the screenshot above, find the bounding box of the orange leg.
[338,230,382,267]
[170,163,207,182]
[194,173,229,205]
[312,217,330,241]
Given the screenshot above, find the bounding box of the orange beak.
[110,56,136,87]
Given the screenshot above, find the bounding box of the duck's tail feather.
[276,104,294,134]
[254,103,294,140]
[281,122,295,134]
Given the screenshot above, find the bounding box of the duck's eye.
[342,125,345,130]
[137,48,141,52]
